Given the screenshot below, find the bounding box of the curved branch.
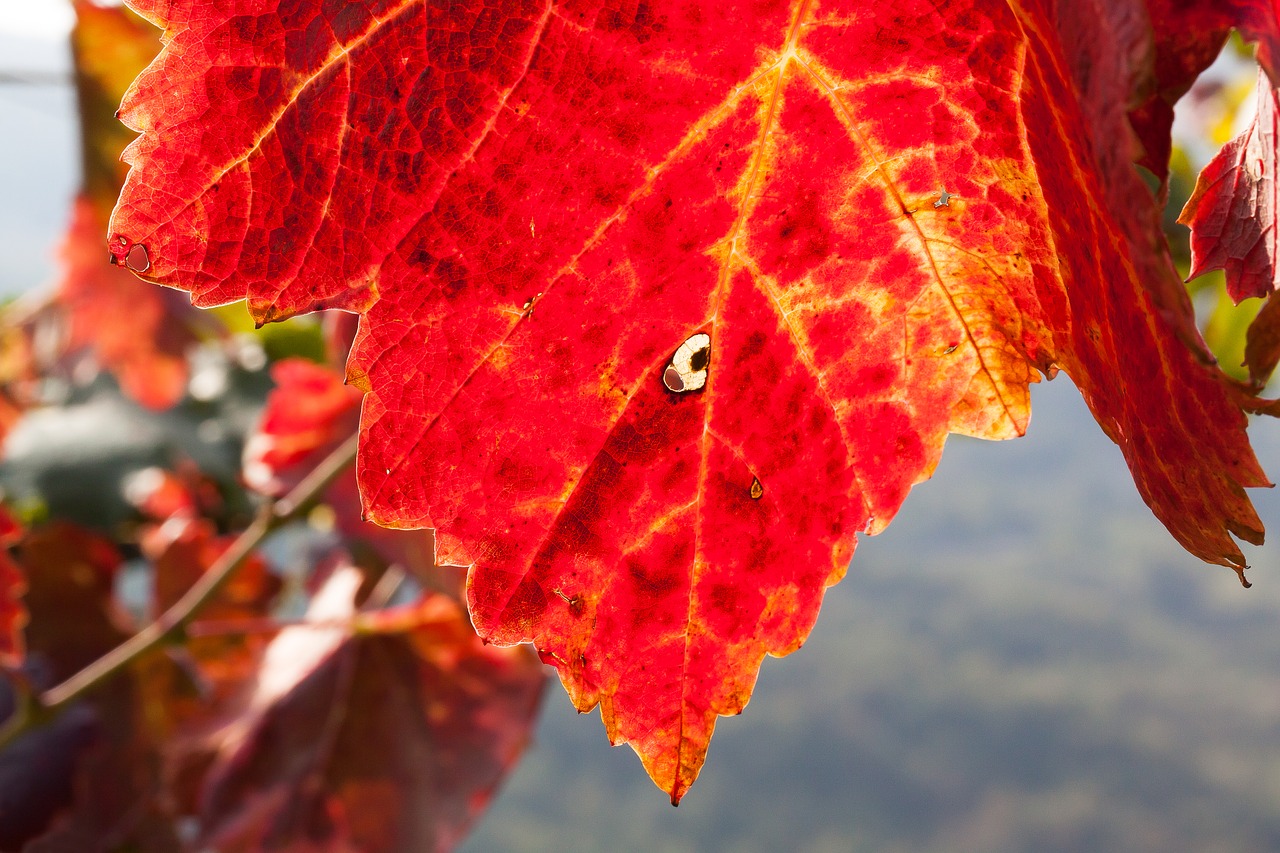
[0,432,360,749]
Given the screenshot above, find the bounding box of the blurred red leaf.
[60,2,221,410]
[142,515,278,620]
[107,0,1277,798]
[0,507,26,670]
[243,358,362,498]
[18,523,128,679]
[193,566,543,853]
[6,524,180,852]
[124,466,202,521]
[244,358,449,589]
[1246,293,1280,386]
[1181,70,1280,305]
[60,196,202,410]
[128,510,282,817]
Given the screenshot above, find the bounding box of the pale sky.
[0,2,80,295]
[0,2,76,40]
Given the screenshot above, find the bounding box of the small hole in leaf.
[126,243,151,273]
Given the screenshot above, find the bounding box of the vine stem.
[0,432,361,749]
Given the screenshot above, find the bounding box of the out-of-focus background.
[3,7,1280,853]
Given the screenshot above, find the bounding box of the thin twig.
[184,616,362,638]
[0,432,360,750]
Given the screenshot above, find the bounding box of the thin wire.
[0,71,71,86]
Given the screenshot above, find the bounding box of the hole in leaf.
[125,243,151,274]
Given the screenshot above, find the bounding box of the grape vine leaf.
[108,0,1277,799]
[135,510,281,752]
[1246,294,1280,386]
[1128,0,1233,190]
[192,566,544,852]
[242,358,362,498]
[1180,69,1279,305]
[1177,67,1280,388]
[60,197,201,410]
[7,523,180,851]
[0,507,25,669]
[244,357,449,584]
[1218,1,1280,86]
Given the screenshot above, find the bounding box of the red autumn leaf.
[107,0,1276,799]
[59,196,203,410]
[142,514,280,622]
[18,523,129,679]
[131,510,281,812]
[1128,0,1234,188]
[242,358,362,498]
[1220,2,1280,86]
[244,357,448,585]
[192,566,543,853]
[1180,69,1280,305]
[1178,66,1280,389]
[1050,0,1213,359]
[9,523,182,851]
[1246,292,1280,385]
[0,507,26,670]
[123,464,212,521]
[0,523,128,850]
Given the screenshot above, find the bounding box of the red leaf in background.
[1246,293,1280,385]
[242,358,362,498]
[131,510,283,815]
[142,514,280,624]
[245,357,453,589]
[0,508,25,670]
[1219,1,1280,86]
[18,523,128,678]
[107,0,1276,797]
[8,524,182,851]
[123,465,203,521]
[1129,0,1234,188]
[60,196,201,409]
[71,0,162,215]
[60,2,222,410]
[194,566,543,853]
[1180,69,1280,305]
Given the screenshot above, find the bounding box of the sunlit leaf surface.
[108,0,1277,798]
